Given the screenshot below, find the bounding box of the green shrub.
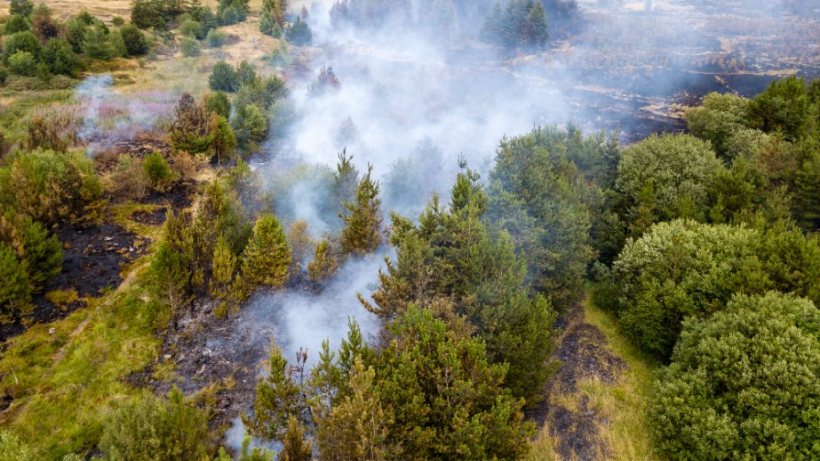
[4,14,30,34]
[179,36,200,57]
[652,292,820,460]
[9,0,34,18]
[99,388,210,461]
[109,30,128,58]
[0,213,62,292]
[608,219,820,358]
[685,92,753,159]
[241,213,291,288]
[7,51,37,76]
[205,28,228,47]
[0,149,104,225]
[2,31,41,64]
[82,26,113,60]
[112,16,125,27]
[208,61,238,92]
[120,24,149,56]
[179,19,202,38]
[142,152,176,192]
[42,38,80,76]
[0,242,31,323]
[204,91,231,119]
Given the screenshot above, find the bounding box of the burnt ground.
[0,221,148,342]
[147,296,274,433]
[536,305,627,461]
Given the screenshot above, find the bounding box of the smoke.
[221,250,385,452]
[74,74,176,155]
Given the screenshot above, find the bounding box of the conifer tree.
[278,416,312,461]
[241,213,291,288]
[208,113,237,164]
[0,243,31,323]
[307,239,338,282]
[315,357,388,461]
[245,343,307,440]
[340,165,382,255]
[210,235,237,308]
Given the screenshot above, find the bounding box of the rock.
[48,327,56,335]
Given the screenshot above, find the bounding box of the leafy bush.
[607,219,820,358]
[749,76,813,141]
[112,16,125,27]
[179,19,202,39]
[0,149,103,225]
[685,92,752,159]
[7,51,36,76]
[179,36,200,57]
[204,91,231,119]
[0,243,31,322]
[42,38,80,76]
[2,31,41,64]
[208,61,238,92]
[4,14,30,34]
[99,388,210,461]
[652,292,820,460]
[205,28,228,47]
[9,0,34,18]
[120,24,149,56]
[614,133,723,239]
[142,152,176,192]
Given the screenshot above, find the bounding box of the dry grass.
[529,293,663,461]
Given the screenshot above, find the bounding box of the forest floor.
[529,292,662,461]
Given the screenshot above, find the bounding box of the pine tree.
[315,357,388,461]
[307,239,338,282]
[210,235,237,307]
[278,416,312,461]
[340,165,382,255]
[241,213,291,288]
[0,243,31,323]
[245,343,307,440]
[523,1,549,49]
[208,113,237,164]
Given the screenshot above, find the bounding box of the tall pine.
[241,213,291,288]
[340,165,382,255]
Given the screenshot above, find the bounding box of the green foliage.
[208,113,237,164]
[2,31,41,64]
[169,92,210,154]
[374,307,534,459]
[42,38,80,76]
[121,24,149,56]
[99,388,211,461]
[9,0,34,18]
[315,357,388,461]
[246,343,307,440]
[652,292,820,460]
[749,76,813,141]
[241,213,291,289]
[340,165,382,255]
[209,61,238,92]
[614,133,723,239]
[4,14,30,34]
[205,28,229,47]
[180,35,201,57]
[179,19,203,38]
[0,149,103,226]
[487,126,596,309]
[365,168,558,405]
[82,26,113,60]
[0,430,34,461]
[286,17,312,46]
[607,219,820,358]
[7,51,36,76]
[204,92,231,119]
[278,417,313,461]
[233,103,269,148]
[142,152,176,192]
[307,239,338,282]
[685,92,753,159]
[209,235,237,307]
[0,242,31,323]
[482,0,550,50]
[0,213,62,293]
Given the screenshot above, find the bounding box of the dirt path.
[535,303,627,461]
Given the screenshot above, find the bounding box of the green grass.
[0,90,74,145]
[529,290,663,461]
[0,261,170,460]
[110,202,165,240]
